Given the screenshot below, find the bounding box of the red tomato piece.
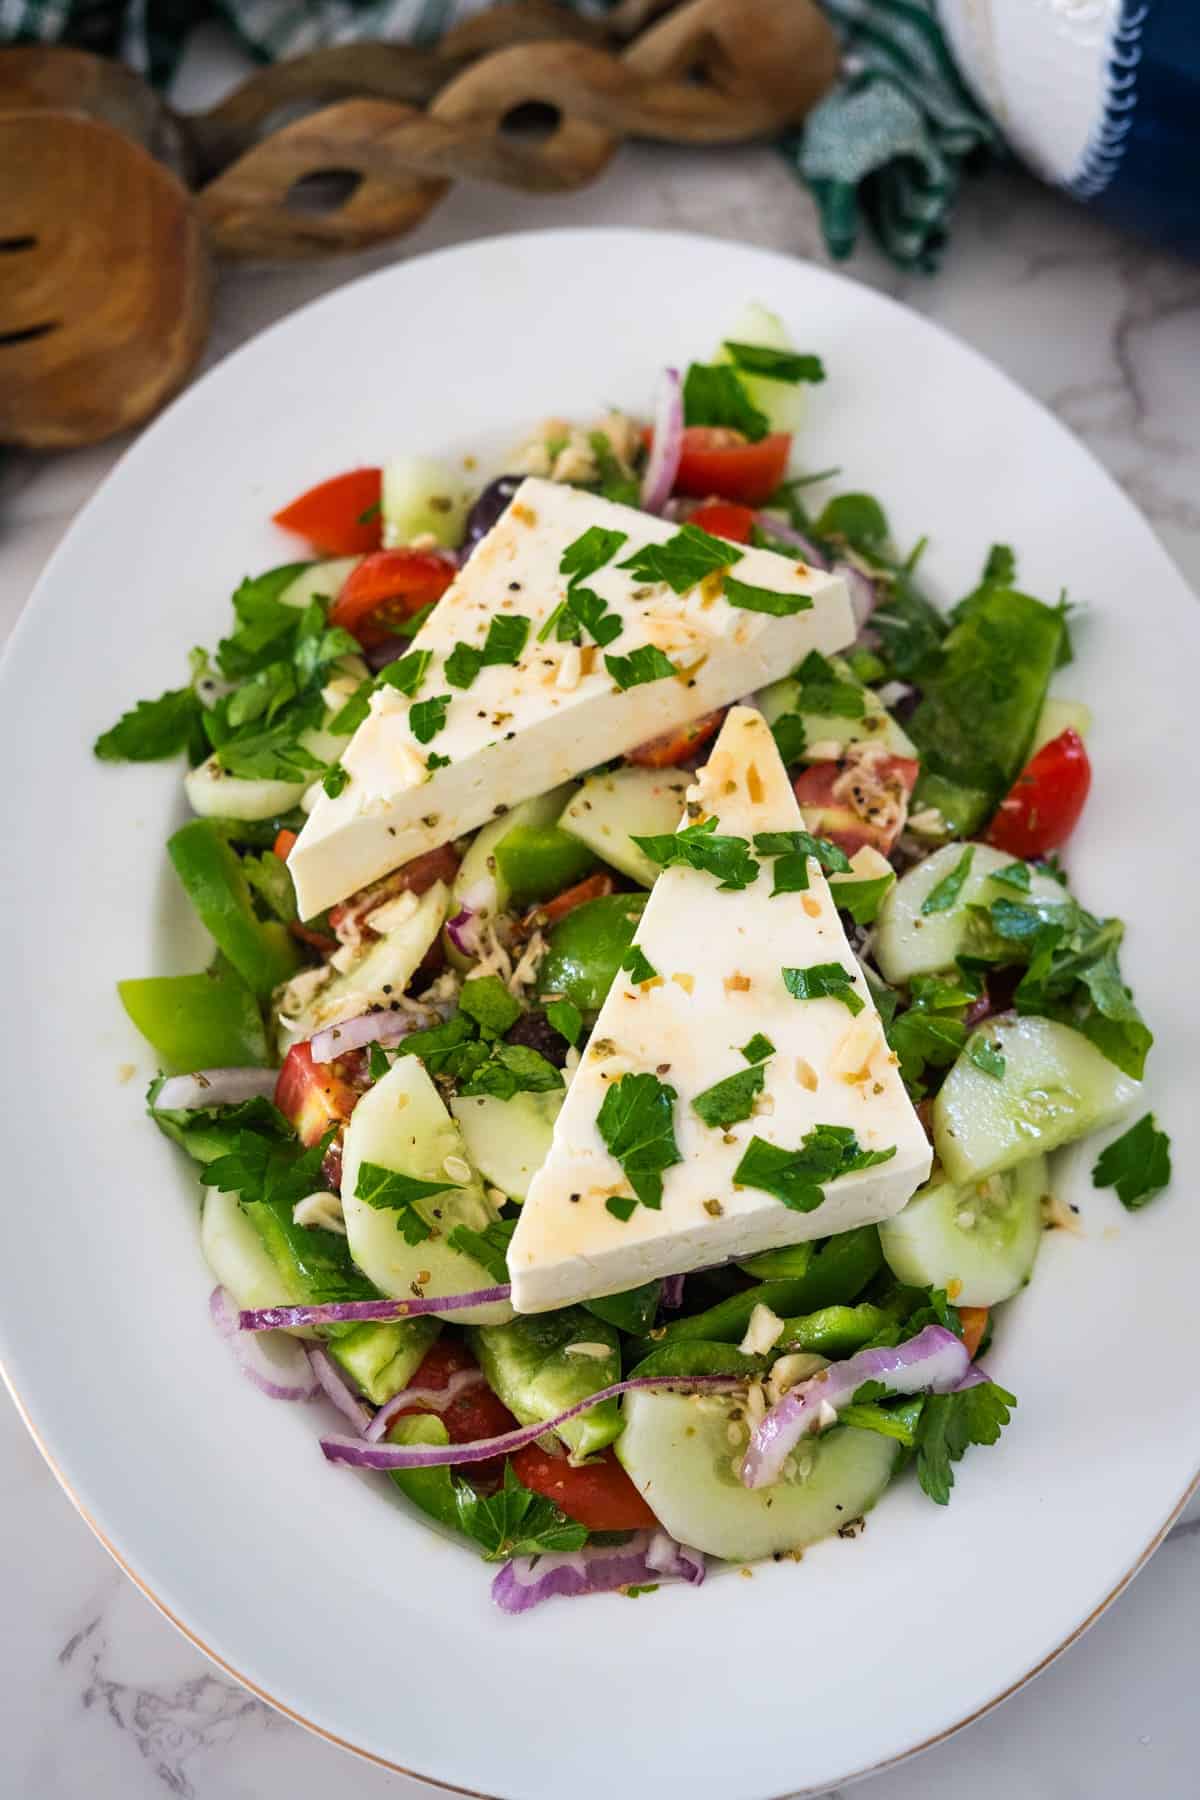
[626,708,726,770]
[984,728,1091,859]
[328,843,462,935]
[511,1445,659,1531]
[646,426,791,506]
[273,828,298,861]
[686,501,757,544]
[520,871,615,938]
[273,468,382,556]
[288,920,338,955]
[393,1340,517,1483]
[329,548,456,650]
[274,1042,360,1148]
[793,748,920,858]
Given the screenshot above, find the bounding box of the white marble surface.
[3,59,1200,1798]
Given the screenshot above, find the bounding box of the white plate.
[1,229,1196,1800]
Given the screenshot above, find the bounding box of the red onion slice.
[640,367,683,513]
[741,1324,968,1491]
[306,1345,373,1431]
[365,1367,488,1442]
[491,1529,704,1614]
[660,1274,686,1310]
[834,560,879,632]
[210,1287,319,1402]
[446,904,481,958]
[238,1285,513,1331]
[752,513,829,567]
[321,1374,742,1471]
[309,1009,419,1064]
[157,1069,279,1110]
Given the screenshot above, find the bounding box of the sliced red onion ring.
[640,367,683,513]
[210,1287,319,1402]
[491,1529,705,1614]
[834,560,879,632]
[741,1324,968,1491]
[752,513,829,567]
[309,1009,419,1064]
[306,1345,373,1431]
[239,1285,513,1332]
[321,1374,741,1471]
[952,1363,993,1392]
[660,1274,686,1310]
[365,638,411,673]
[157,1069,278,1110]
[365,1367,488,1442]
[446,905,481,958]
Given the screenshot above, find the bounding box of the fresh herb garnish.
[682,363,769,441]
[94,684,206,765]
[722,575,813,617]
[830,870,895,925]
[733,1124,896,1213]
[605,645,678,690]
[458,975,521,1038]
[328,678,375,736]
[459,1043,564,1101]
[992,860,1032,891]
[791,650,866,720]
[355,1160,464,1244]
[426,751,451,771]
[620,946,658,985]
[408,694,451,744]
[812,493,889,553]
[322,764,349,797]
[559,525,628,585]
[618,523,743,594]
[605,1196,638,1223]
[770,712,807,766]
[378,648,433,698]
[692,1063,765,1129]
[367,1042,391,1081]
[922,846,975,914]
[782,962,865,1015]
[447,1218,516,1286]
[633,816,759,891]
[545,997,583,1047]
[444,616,531,690]
[915,1381,1016,1505]
[241,849,297,923]
[587,432,641,508]
[1092,1113,1171,1211]
[566,585,623,647]
[966,1034,1006,1079]
[596,1072,682,1211]
[445,642,484,689]
[455,1462,587,1560]
[741,1033,775,1064]
[722,343,826,384]
[206,1121,331,1211]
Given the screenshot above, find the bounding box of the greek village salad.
[98,307,1172,1612]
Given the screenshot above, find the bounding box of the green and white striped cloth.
[0,0,996,270]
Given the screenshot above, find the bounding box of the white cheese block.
[289,478,854,918]
[508,706,931,1313]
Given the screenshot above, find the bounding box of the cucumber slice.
[341,1057,513,1323]
[559,766,690,887]
[1031,695,1092,756]
[382,456,470,549]
[201,1187,297,1317]
[616,1391,898,1561]
[328,1317,441,1405]
[279,557,360,611]
[715,302,805,435]
[450,1091,563,1201]
[467,1310,621,1457]
[878,1155,1048,1305]
[758,658,917,762]
[185,756,309,823]
[934,1017,1140,1184]
[874,842,1068,986]
[447,784,576,967]
[280,880,448,1048]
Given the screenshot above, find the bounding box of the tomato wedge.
[274,1042,359,1147]
[329,548,456,651]
[391,1339,517,1484]
[519,871,615,938]
[645,426,791,506]
[273,468,382,556]
[329,843,462,934]
[686,500,757,543]
[984,728,1091,859]
[511,1444,659,1531]
[627,709,725,769]
[959,1306,989,1361]
[794,749,920,858]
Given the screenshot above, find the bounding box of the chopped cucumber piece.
[934,1017,1140,1184]
[185,756,309,823]
[447,784,575,967]
[341,1057,513,1324]
[1030,695,1092,756]
[467,1310,621,1458]
[201,1187,297,1320]
[758,657,917,761]
[328,1317,441,1405]
[878,1155,1048,1305]
[559,765,690,886]
[715,301,805,434]
[874,841,1068,985]
[278,557,360,612]
[382,456,470,549]
[450,1090,563,1201]
[280,880,448,1049]
[617,1391,898,1561]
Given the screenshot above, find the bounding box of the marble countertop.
[3,50,1199,1796]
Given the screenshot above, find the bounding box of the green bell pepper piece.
[492,825,598,908]
[628,1340,767,1381]
[585,1281,661,1336]
[535,892,648,1012]
[119,958,268,1071]
[168,818,299,997]
[329,1319,441,1406]
[775,1302,892,1358]
[387,1414,460,1530]
[467,1308,622,1458]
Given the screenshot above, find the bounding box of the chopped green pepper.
[119,957,268,1071]
[535,891,648,1013]
[168,818,299,997]
[492,824,598,908]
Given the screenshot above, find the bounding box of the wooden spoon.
[0,111,211,449]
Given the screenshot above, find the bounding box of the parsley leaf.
[445,642,483,689]
[791,650,866,720]
[596,1072,682,1211]
[922,846,976,914]
[367,1042,391,1081]
[559,525,628,584]
[459,1043,564,1101]
[355,1159,463,1243]
[329,678,375,736]
[741,1033,775,1064]
[1092,1113,1171,1211]
[992,860,1031,891]
[722,574,813,617]
[426,751,451,771]
[483,613,531,666]
[620,946,658,985]
[587,432,642,508]
[455,1462,587,1561]
[206,1124,330,1212]
[753,829,852,874]
[887,1011,966,1092]
[409,694,451,744]
[322,765,349,797]
[692,1063,765,1129]
[458,975,521,1038]
[217,564,312,679]
[618,523,743,594]
[967,1034,1006,1079]
[722,343,826,384]
[734,1124,896,1213]
[605,645,677,690]
[915,1382,1016,1505]
[447,1218,516,1286]
[633,816,759,891]
[545,998,583,1047]
[606,1196,638,1223]
[399,1013,489,1082]
[564,586,622,648]
[94,685,204,763]
[770,712,807,766]
[682,363,769,441]
[377,649,433,698]
[830,870,895,925]
[212,716,324,783]
[783,962,865,1015]
[812,494,889,554]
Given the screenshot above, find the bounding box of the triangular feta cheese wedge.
[290,479,854,917]
[508,707,931,1313]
